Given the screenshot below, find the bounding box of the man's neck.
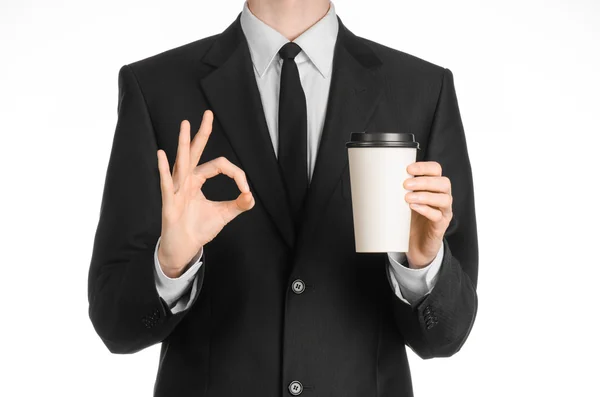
[246,0,331,41]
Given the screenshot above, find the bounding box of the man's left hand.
[403,161,453,269]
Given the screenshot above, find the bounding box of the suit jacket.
[88,13,479,397]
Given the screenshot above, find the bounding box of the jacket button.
[291,279,305,294]
[288,380,303,395]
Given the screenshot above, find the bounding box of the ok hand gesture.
[156,110,255,277]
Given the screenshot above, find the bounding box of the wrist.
[407,241,443,269]
[158,247,204,279]
[163,266,184,278]
[406,253,435,270]
[157,246,187,278]
[158,255,184,278]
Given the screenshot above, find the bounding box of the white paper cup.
[346,132,420,253]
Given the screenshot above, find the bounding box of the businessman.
[88,1,478,396]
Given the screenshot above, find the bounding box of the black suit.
[88,13,478,397]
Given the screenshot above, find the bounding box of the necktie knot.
[279,42,302,60]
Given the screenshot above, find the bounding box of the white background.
[1,0,598,396]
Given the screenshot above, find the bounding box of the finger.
[407,161,443,177]
[405,191,453,216]
[173,120,191,192]
[157,149,174,207]
[189,110,214,174]
[409,203,444,223]
[219,191,255,224]
[403,175,451,194]
[192,156,250,193]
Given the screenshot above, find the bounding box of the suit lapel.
[199,15,296,248]
[297,18,384,247]
[198,15,383,250]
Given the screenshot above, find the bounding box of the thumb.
[220,191,255,224]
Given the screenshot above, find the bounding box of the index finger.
[406,161,443,177]
[189,110,214,173]
[193,156,250,194]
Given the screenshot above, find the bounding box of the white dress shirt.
[154,1,444,314]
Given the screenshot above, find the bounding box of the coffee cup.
[345,132,420,253]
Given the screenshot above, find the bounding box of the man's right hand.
[156,110,255,278]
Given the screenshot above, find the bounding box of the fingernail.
[405,180,416,188]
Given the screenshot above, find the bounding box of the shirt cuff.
[154,236,203,311]
[386,243,444,306]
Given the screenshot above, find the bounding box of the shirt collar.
[240,1,338,79]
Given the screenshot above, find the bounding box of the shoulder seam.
[424,68,449,159]
[124,64,160,146]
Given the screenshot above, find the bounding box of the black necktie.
[277,42,308,230]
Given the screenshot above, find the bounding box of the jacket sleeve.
[87,64,205,354]
[387,68,479,359]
